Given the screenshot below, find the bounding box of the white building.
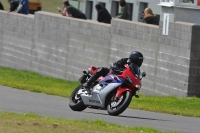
[159,0,200,24]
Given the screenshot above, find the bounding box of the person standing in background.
[57,1,67,16]
[141,8,159,25]
[15,0,29,15]
[115,0,130,20]
[0,1,4,10]
[8,0,19,12]
[95,4,112,24]
[58,1,87,20]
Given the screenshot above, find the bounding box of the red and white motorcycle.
[69,63,146,116]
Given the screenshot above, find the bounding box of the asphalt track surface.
[0,85,199,133]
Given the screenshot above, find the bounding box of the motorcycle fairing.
[80,83,121,109]
[115,87,133,98]
[99,74,124,84]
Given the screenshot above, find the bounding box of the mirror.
[141,72,146,78]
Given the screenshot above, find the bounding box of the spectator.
[0,1,4,10]
[95,4,112,24]
[15,0,29,15]
[142,8,159,26]
[183,0,194,3]
[58,1,87,20]
[57,1,67,16]
[8,0,19,12]
[115,0,130,20]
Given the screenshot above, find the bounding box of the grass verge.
[0,110,178,133]
[0,67,200,118]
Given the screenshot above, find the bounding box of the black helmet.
[128,51,143,67]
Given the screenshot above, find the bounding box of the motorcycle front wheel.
[69,85,87,111]
[107,91,132,116]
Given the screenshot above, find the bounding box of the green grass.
[0,111,178,133]
[129,95,200,117]
[0,67,79,97]
[0,67,200,118]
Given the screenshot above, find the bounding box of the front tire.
[69,85,87,111]
[107,91,132,116]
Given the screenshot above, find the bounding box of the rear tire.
[69,85,87,111]
[107,91,132,116]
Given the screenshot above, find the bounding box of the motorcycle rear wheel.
[69,85,87,111]
[107,91,132,116]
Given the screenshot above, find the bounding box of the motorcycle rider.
[82,51,143,90]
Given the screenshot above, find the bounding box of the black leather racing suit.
[83,58,129,88]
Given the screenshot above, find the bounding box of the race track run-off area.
[0,85,199,133]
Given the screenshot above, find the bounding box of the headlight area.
[135,84,141,90]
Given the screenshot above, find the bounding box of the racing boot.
[82,73,100,91]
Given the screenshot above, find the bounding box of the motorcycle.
[69,63,146,116]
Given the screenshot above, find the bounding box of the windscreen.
[129,63,140,78]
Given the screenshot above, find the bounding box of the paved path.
[0,85,199,133]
